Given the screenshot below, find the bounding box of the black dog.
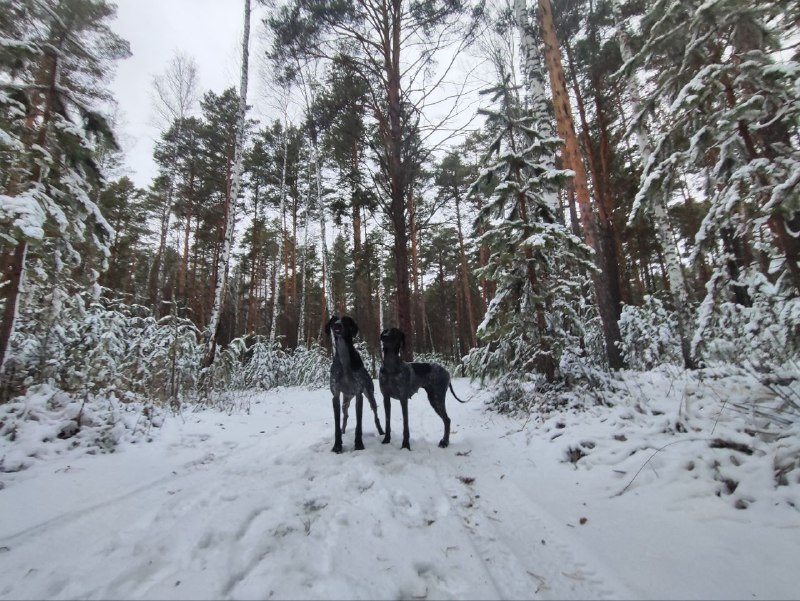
[378,327,467,450]
[326,315,384,453]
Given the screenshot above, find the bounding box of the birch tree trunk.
[514,0,558,214]
[269,124,289,345]
[377,247,385,334]
[202,0,250,367]
[296,64,333,342]
[316,136,334,319]
[297,216,309,348]
[611,0,696,369]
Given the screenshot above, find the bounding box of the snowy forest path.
[0,381,635,600]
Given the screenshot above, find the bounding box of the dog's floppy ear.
[342,315,358,337]
[380,328,389,339]
[325,316,336,336]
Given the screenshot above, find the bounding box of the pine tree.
[433,151,480,349]
[147,53,199,315]
[468,72,595,382]
[97,176,149,296]
[0,0,130,371]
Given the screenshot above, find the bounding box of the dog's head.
[326,315,359,340]
[380,327,405,355]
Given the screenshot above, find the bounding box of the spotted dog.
[378,327,467,450]
[326,315,384,453]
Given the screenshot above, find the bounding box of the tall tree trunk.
[148,178,175,316]
[270,126,289,345]
[538,0,624,369]
[409,187,421,340]
[297,163,312,347]
[377,245,385,333]
[454,191,477,348]
[474,194,492,312]
[177,168,195,309]
[351,139,366,332]
[0,242,28,372]
[203,0,250,367]
[564,41,630,308]
[363,219,377,358]
[281,214,290,346]
[353,200,363,312]
[611,0,696,368]
[288,191,298,347]
[297,222,309,347]
[246,184,261,334]
[0,49,58,371]
[385,0,413,360]
[190,213,201,320]
[149,55,199,316]
[315,134,333,325]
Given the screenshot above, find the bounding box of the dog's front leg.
[381,395,391,445]
[341,397,350,434]
[354,393,364,450]
[400,397,411,450]
[331,395,343,453]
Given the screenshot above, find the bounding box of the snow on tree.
[627,0,800,366]
[610,0,697,369]
[203,0,251,368]
[465,71,595,385]
[0,0,130,373]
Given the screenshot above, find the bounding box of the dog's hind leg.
[428,390,451,448]
[331,394,343,454]
[435,402,451,448]
[354,393,365,450]
[381,394,392,445]
[400,397,411,451]
[366,388,385,436]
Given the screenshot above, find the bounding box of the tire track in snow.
[0,422,319,600]
[434,463,546,599]
[435,450,635,600]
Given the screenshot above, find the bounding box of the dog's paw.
[438,439,449,448]
[382,435,391,445]
[331,443,343,454]
[402,440,411,451]
[354,439,365,451]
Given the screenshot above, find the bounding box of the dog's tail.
[449,381,468,403]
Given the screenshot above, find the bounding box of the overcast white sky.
[109,0,270,189]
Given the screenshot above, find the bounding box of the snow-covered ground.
[0,369,799,600]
